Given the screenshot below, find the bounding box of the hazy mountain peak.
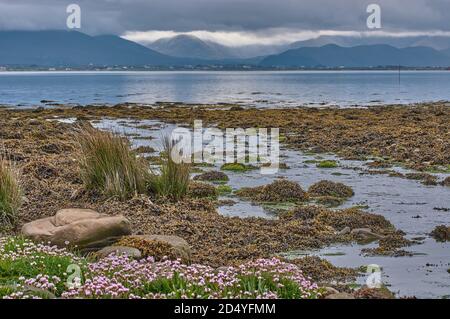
[0,30,185,67]
[148,34,237,60]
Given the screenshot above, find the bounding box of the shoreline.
[1,102,449,298]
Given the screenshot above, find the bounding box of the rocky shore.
[1,102,449,299]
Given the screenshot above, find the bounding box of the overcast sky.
[1,0,450,45]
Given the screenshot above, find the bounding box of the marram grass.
[76,125,151,200]
[149,136,191,201]
[0,159,22,227]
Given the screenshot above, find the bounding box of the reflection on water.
[2,70,450,107]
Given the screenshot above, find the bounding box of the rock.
[120,235,192,263]
[351,228,384,240]
[97,246,142,259]
[22,208,131,249]
[27,119,40,126]
[325,292,355,299]
[337,226,351,235]
[324,287,340,295]
[54,208,100,226]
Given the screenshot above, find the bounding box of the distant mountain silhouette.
[148,34,237,60]
[1,31,450,68]
[289,35,450,51]
[260,44,450,68]
[147,34,287,59]
[0,30,196,66]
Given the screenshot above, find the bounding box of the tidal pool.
[88,117,450,298]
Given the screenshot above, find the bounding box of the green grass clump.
[0,159,22,227]
[220,163,256,172]
[217,185,232,195]
[316,160,338,168]
[425,165,450,174]
[77,125,151,200]
[149,137,190,201]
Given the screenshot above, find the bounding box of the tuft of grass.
[217,184,232,195]
[220,163,256,172]
[316,160,338,168]
[0,159,22,227]
[76,125,151,200]
[149,137,191,201]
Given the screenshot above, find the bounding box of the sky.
[1,0,450,46]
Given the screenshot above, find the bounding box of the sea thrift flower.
[1,238,322,299]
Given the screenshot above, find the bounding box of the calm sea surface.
[1,70,450,108]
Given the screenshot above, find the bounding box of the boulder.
[97,246,142,259]
[337,226,351,235]
[325,292,355,299]
[323,287,340,295]
[22,208,131,249]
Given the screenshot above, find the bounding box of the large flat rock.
[22,208,131,249]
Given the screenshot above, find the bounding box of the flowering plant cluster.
[0,237,322,299]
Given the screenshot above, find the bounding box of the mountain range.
[146,34,284,59]
[0,30,196,66]
[1,30,450,68]
[260,44,450,68]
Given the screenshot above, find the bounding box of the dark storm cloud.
[0,0,449,34]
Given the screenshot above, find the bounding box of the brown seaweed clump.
[279,205,326,222]
[405,173,438,186]
[441,177,450,187]
[115,236,177,261]
[361,232,413,257]
[193,171,229,182]
[133,146,156,154]
[315,207,394,234]
[308,180,354,198]
[188,181,218,199]
[288,256,357,283]
[236,179,308,203]
[430,225,450,242]
[354,286,395,299]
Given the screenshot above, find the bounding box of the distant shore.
[2,66,450,72]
